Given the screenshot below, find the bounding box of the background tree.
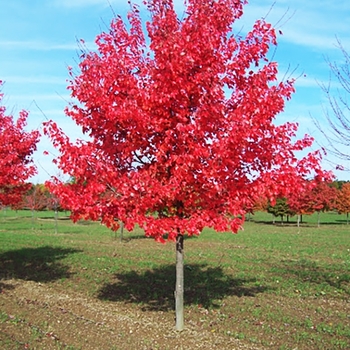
[46,188,65,234]
[336,182,350,224]
[0,81,40,207]
[306,178,338,227]
[23,184,49,211]
[21,184,49,227]
[267,197,295,225]
[253,196,269,213]
[287,178,315,227]
[44,0,325,330]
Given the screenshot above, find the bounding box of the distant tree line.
[2,178,350,228]
[2,183,64,214]
[256,179,350,226]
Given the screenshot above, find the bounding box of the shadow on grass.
[98,263,270,311]
[319,221,350,225]
[0,281,15,293]
[118,234,200,242]
[251,220,297,226]
[279,259,350,295]
[335,219,350,224]
[115,233,149,242]
[37,216,71,221]
[0,246,81,283]
[252,220,349,227]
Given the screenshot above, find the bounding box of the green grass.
[0,209,349,349]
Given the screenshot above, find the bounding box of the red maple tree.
[294,177,338,227]
[0,82,40,207]
[287,178,316,226]
[21,184,50,212]
[44,0,325,329]
[335,182,350,224]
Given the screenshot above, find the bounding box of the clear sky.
[1,0,350,183]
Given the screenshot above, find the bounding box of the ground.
[1,212,349,349]
[0,279,262,350]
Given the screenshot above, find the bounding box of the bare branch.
[314,39,350,167]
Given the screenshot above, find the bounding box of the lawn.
[0,209,349,349]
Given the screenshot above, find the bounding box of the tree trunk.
[297,214,300,227]
[175,232,184,331]
[347,212,349,225]
[31,209,35,229]
[54,209,58,234]
[120,222,124,242]
[317,211,320,227]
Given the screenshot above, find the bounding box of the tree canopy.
[44,0,325,242]
[0,81,40,207]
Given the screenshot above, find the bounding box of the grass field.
[0,209,349,349]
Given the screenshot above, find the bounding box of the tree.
[22,184,49,211]
[267,197,295,225]
[46,188,64,234]
[336,182,350,224]
[253,196,269,213]
[0,81,40,207]
[306,178,338,227]
[44,0,324,330]
[287,178,315,227]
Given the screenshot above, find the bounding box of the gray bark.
[175,232,184,331]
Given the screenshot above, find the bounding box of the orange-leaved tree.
[44,0,325,330]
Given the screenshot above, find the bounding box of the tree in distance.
[267,197,295,224]
[336,182,350,224]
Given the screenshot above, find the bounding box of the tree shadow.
[120,233,199,242]
[279,259,350,295]
[0,246,82,283]
[252,220,284,226]
[38,216,71,221]
[318,221,349,225]
[335,219,350,224]
[0,281,15,293]
[98,263,270,311]
[116,233,149,242]
[252,219,348,227]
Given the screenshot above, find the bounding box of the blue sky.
[1,0,350,183]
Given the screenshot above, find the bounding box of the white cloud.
[4,93,70,104]
[0,40,78,51]
[54,0,119,9]
[294,76,323,89]
[1,76,66,85]
[281,27,349,51]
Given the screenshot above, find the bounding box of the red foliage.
[308,179,338,213]
[44,0,324,241]
[336,182,350,215]
[288,178,316,216]
[0,82,40,207]
[289,176,337,216]
[21,184,50,211]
